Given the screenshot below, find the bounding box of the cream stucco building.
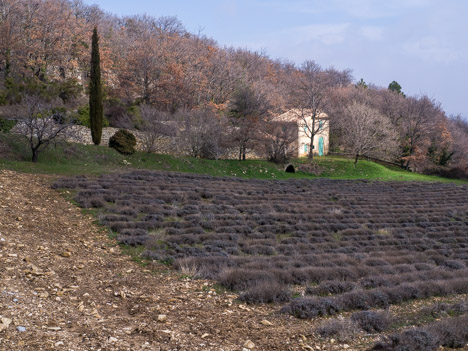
[276,109,329,157]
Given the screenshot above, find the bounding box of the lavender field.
[54,171,468,348]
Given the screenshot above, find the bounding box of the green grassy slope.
[0,134,464,183]
[296,156,457,182]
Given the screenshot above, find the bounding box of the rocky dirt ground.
[0,170,464,351]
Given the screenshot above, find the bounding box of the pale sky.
[84,0,468,119]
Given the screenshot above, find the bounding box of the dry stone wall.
[12,123,262,159]
[12,123,174,154]
[67,126,138,148]
[67,126,177,154]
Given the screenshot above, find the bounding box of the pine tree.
[388,81,404,96]
[89,26,103,145]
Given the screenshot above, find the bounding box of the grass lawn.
[0,133,465,184]
[296,156,461,182]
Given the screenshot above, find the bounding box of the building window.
[304,144,308,154]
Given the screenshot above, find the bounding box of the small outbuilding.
[274,109,329,157]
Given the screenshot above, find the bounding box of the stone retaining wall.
[69,126,179,154]
[12,123,262,159]
[12,123,175,154]
[67,126,141,148]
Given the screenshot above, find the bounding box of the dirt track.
[0,170,345,351]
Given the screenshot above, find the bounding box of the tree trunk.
[32,149,39,163]
[308,134,315,159]
[5,48,11,81]
[143,74,150,104]
[308,116,316,159]
[354,153,359,165]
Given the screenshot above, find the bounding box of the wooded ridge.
[0,0,467,175]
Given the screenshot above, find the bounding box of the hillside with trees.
[0,0,467,176]
[1,3,467,350]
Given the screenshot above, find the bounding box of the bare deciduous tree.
[15,95,75,162]
[260,119,297,163]
[399,95,442,169]
[339,101,398,164]
[175,108,226,159]
[289,61,334,159]
[139,104,175,153]
[448,115,468,173]
[228,85,270,160]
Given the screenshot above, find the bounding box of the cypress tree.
[89,26,103,145]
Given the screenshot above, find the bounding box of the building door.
[318,137,324,156]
